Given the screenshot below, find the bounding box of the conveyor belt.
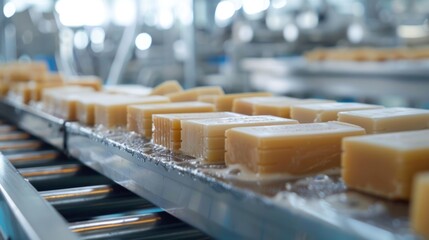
[0,99,421,240]
[0,120,209,240]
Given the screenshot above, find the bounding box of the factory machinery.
[0,98,418,239]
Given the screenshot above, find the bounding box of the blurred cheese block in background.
[233,96,334,117]
[197,95,218,104]
[181,115,297,163]
[95,96,170,128]
[66,76,103,91]
[30,74,65,101]
[150,80,183,96]
[226,122,365,174]
[166,86,224,102]
[127,102,215,138]
[338,107,429,134]
[210,92,273,111]
[104,85,152,97]
[291,102,383,123]
[411,173,429,239]
[77,93,140,125]
[342,129,429,200]
[253,99,335,118]
[153,112,243,151]
[42,86,95,115]
[233,96,299,115]
[6,62,48,82]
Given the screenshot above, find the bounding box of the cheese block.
[104,85,152,97]
[338,107,429,134]
[8,62,48,82]
[291,102,383,123]
[166,86,224,102]
[232,96,300,115]
[30,74,65,101]
[94,96,170,128]
[342,129,429,199]
[197,95,218,104]
[54,92,99,120]
[42,86,95,115]
[150,80,183,95]
[66,76,102,91]
[212,92,273,111]
[76,93,135,125]
[153,112,242,150]
[127,102,215,138]
[11,81,64,104]
[411,173,429,238]
[225,122,365,174]
[181,115,298,163]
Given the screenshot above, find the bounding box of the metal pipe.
[0,140,42,151]
[0,124,16,133]
[40,184,114,205]
[6,149,59,164]
[19,163,81,180]
[69,213,161,239]
[0,132,30,141]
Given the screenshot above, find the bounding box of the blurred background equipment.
[0,0,428,104]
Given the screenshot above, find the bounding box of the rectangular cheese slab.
[166,86,224,102]
[212,92,273,111]
[104,85,152,97]
[42,86,95,115]
[127,102,215,138]
[197,95,218,104]
[150,80,183,95]
[225,122,365,174]
[232,96,300,115]
[342,129,429,199]
[153,112,242,150]
[66,76,102,91]
[411,173,429,238]
[76,94,137,125]
[338,107,429,134]
[181,115,298,163]
[291,102,383,123]
[94,96,170,128]
[253,99,335,118]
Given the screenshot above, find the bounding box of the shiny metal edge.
[0,100,65,150]
[65,122,367,240]
[0,154,79,240]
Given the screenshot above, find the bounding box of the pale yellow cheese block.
[104,85,152,97]
[232,96,300,115]
[76,94,137,125]
[181,115,298,163]
[166,86,224,102]
[66,76,102,91]
[54,92,99,120]
[127,102,215,138]
[338,107,429,134]
[11,81,64,104]
[95,96,170,128]
[411,173,429,238]
[253,99,335,118]
[212,92,273,111]
[197,95,218,104]
[42,86,95,115]
[153,112,242,150]
[342,129,429,200]
[150,80,183,96]
[225,122,365,174]
[291,102,383,123]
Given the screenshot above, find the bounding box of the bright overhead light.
[135,33,152,51]
[215,1,236,27]
[74,30,89,49]
[3,2,16,18]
